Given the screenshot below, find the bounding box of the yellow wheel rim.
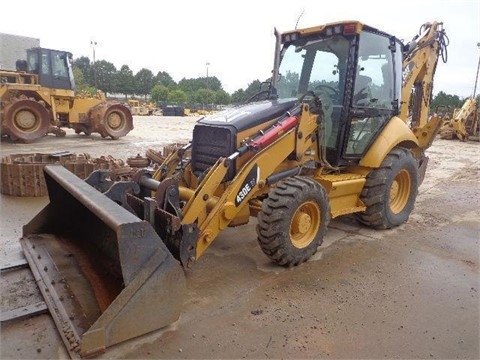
[389,169,411,214]
[290,201,321,249]
[107,112,123,130]
[15,110,38,131]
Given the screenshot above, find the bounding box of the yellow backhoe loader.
[439,97,479,141]
[0,48,133,142]
[20,21,448,357]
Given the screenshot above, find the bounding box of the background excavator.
[439,97,479,141]
[0,47,133,142]
[19,20,448,357]
[438,42,480,141]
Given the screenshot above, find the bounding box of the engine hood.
[198,98,297,132]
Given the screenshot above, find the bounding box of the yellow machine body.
[20,21,448,356]
[0,47,133,142]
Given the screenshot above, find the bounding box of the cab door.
[343,31,402,159]
[50,50,72,90]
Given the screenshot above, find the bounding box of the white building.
[0,33,40,70]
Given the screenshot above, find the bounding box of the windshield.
[276,34,351,104]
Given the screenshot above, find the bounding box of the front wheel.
[357,147,419,229]
[256,177,331,267]
[3,99,50,142]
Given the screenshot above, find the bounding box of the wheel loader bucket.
[20,165,185,358]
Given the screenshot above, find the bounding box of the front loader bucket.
[20,165,185,358]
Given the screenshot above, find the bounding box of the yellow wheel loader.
[0,48,133,142]
[19,21,448,357]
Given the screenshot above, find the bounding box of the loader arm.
[183,104,319,259]
[400,21,449,150]
[192,125,297,258]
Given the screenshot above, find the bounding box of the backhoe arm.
[400,22,448,149]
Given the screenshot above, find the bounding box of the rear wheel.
[100,104,133,139]
[4,99,50,142]
[256,177,330,267]
[357,147,418,229]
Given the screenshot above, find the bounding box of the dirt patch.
[0,118,479,359]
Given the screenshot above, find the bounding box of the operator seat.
[353,75,372,105]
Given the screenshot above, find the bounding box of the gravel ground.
[0,115,479,359]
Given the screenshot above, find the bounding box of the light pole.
[91,40,97,89]
[206,61,210,110]
[206,61,210,87]
[473,42,480,97]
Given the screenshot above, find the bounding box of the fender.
[360,116,418,168]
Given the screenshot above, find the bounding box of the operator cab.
[26,48,75,91]
[273,21,403,167]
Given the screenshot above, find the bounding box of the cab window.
[353,32,394,109]
[41,52,50,75]
[52,51,68,78]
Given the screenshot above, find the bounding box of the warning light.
[344,23,356,35]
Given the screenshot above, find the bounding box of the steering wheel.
[314,84,340,100]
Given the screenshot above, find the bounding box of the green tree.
[117,65,135,100]
[72,66,86,89]
[277,70,300,98]
[178,77,197,93]
[431,91,463,111]
[215,89,230,105]
[155,71,176,88]
[194,88,216,105]
[178,76,222,93]
[134,68,155,100]
[204,76,222,92]
[244,79,265,102]
[151,84,170,103]
[94,60,117,96]
[230,80,266,104]
[168,89,187,104]
[73,56,92,85]
[231,89,246,104]
[72,66,96,96]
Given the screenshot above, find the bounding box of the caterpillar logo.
[235,165,259,207]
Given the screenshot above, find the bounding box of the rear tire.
[357,147,418,229]
[102,104,133,139]
[256,176,330,267]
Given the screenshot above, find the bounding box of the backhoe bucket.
[20,165,185,358]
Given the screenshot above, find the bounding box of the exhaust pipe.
[21,165,185,358]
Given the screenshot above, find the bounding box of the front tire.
[256,177,331,267]
[4,99,50,142]
[357,147,419,229]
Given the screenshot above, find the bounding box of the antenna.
[295,9,305,30]
[473,42,480,97]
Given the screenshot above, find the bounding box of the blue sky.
[1,0,479,97]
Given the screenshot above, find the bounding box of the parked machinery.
[439,97,478,141]
[20,21,447,357]
[0,48,133,142]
